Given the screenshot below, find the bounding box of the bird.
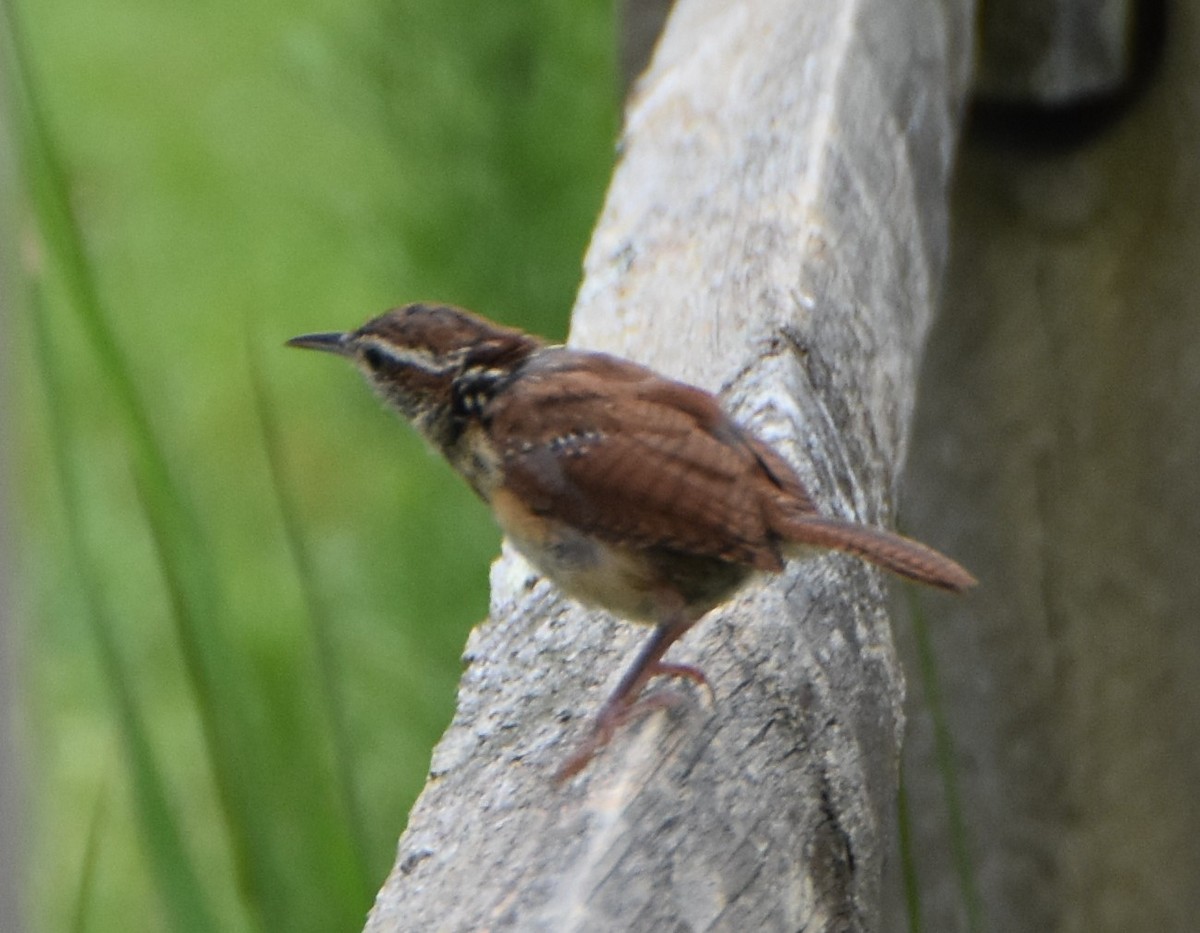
[288,302,975,779]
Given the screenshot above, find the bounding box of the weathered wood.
[366,0,972,929]
[899,5,1199,931]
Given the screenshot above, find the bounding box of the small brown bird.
[289,303,974,779]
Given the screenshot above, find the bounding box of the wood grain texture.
[365,0,973,929]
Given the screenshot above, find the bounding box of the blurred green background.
[4,0,617,930]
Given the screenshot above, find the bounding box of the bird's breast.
[488,486,753,624]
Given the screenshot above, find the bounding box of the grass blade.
[246,331,373,900]
[32,298,218,933]
[3,2,278,925]
[907,589,983,933]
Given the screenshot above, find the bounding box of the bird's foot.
[554,661,712,783]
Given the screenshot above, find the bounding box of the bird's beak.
[286,331,353,356]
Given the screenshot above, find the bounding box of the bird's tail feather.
[777,514,976,592]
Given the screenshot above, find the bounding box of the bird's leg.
[555,610,705,782]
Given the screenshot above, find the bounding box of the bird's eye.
[363,346,388,371]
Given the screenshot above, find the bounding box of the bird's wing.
[486,350,814,571]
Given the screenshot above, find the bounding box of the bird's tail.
[776,514,976,592]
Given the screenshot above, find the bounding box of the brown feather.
[488,349,793,571]
[768,511,977,592]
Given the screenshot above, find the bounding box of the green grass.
[7,1,616,930]
[905,589,983,933]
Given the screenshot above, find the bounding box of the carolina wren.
[289,303,974,780]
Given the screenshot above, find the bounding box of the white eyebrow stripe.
[361,339,466,375]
